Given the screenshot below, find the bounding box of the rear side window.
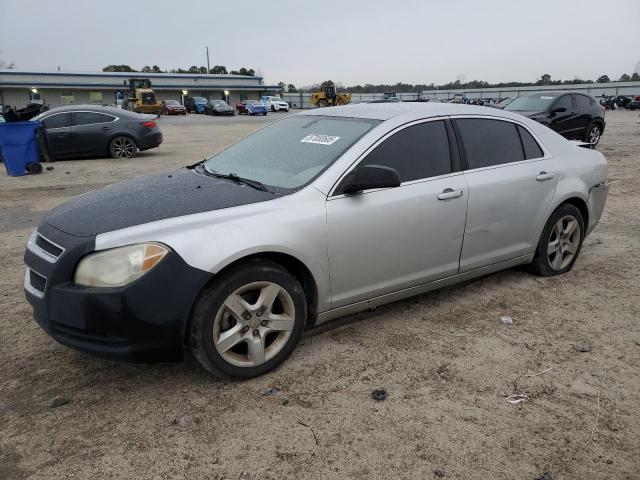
[42,113,71,129]
[72,112,113,126]
[517,125,544,159]
[574,94,592,108]
[359,120,451,182]
[455,119,524,169]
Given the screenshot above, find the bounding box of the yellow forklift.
[124,78,162,116]
[311,84,351,108]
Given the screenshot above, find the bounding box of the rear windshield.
[193,97,207,103]
[505,94,558,111]
[203,115,380,189]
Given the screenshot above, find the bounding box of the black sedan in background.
[504,91,605,145]
[31,105,163,159]
[204,100,234,116]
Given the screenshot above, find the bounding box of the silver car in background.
[24,103,609,378]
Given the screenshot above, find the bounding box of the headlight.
[74,243,169,287]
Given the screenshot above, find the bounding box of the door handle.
[101,126,111,131]
[56,132,68,137]
[437,188,464,200]
[536,171,555,181]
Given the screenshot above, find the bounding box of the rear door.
[453,117,559,272]
[326,119,468,308]
[70,111,115,156]
[41,112,72,157]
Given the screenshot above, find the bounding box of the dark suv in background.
[504,91,605,145]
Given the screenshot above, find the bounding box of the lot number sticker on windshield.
[301,134,341,145]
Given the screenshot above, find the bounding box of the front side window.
[203,115,380,189]
[72,112,113,126]
[358,120,452,182]
[42,112,71,129]
[553,95,573,110]
[455,118,524,169]
[574,94,592,108]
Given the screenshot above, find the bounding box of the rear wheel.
[529,204,584,276]
[271,105,276,112]
[585,121,602,145]
[109,136,137,159]
[317,99,329,108]
[189,260,306,378]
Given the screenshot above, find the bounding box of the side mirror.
[342,165,401,194]
[551,106,567,114]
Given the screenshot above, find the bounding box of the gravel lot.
[1,109,639,480]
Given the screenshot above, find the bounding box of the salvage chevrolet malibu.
[24,103,609,378]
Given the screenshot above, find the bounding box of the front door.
[549,94,579,138]
[453,117,559,272]
[42,112,73,158]
[326,119,468,308]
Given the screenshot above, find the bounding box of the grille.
[29,269,47,294]
[35,234,64,258]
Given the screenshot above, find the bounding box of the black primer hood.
[44,168,278,237]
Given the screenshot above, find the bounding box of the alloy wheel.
[110,137,136,159]
[547,215,581,270]
[589,125,601,144]
[213,281,295,367]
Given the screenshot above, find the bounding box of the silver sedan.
[24,103,609,378]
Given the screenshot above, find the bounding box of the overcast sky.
[1,0,639,87]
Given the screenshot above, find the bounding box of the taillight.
[141,121,156,128]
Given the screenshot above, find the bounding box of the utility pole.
[206,46,210,74]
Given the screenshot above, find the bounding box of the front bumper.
[24,223,210,362]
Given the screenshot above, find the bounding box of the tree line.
[283,71,640,94]
[102,65,256,76]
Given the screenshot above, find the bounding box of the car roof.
[41,104,138,115]
[297,102,542,122]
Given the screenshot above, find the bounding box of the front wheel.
[189,260,306,378]
[109,136,137,159]
[585,121,602,145]
[529,204,584,277]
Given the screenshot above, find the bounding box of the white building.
[0,70,281,109]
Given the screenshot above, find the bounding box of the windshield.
[505,94,558,111]
[193,97,207,103]
[165,100,179,105]
[212,100,228,106]
[203,115,380,189]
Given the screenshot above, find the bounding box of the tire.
[263,112,267,116]
[585,121,602,145]
[189,259,306,378]
[26,162,43,174]
[529,203,584,277]
[271,105,276,112]
[109,136,137,159]
[317,99,329,108]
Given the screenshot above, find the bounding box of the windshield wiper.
[198,165,269,192]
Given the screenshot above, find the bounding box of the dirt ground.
[1,110,639,480]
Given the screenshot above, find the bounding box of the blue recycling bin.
[0,120,42,177]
